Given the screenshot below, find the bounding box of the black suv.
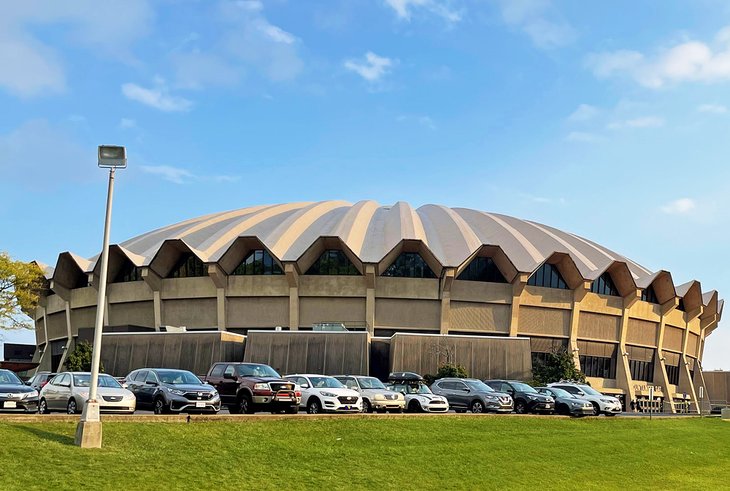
[484,380,555,414]
[125,368,221,414]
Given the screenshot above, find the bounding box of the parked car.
[125,368,220,414]
[535,387,593,417]
[25,371,56,393]
[204,362,300,414]
[334,375,405,413]
[284,374,361,414]
[0,369,39,413]
[431,378,513,413]
[387,372,449,413]
[484,380,555,414]
[39,372,135,414]
[547,382,621,416]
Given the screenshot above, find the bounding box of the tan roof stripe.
[481,213,543,263]
[526,221,597,271]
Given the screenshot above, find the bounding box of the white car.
[334,375,406,413]
[39,372,136,414]
[387,373,449,413]
[284,374,361,414]
[548,382,621,416]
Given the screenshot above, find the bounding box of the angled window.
[306,250,359,275]
[114,262,142,283]
[527,263,568,289]
[677,298,685,312]
[641,285,659,304]
[232,249,283,275]
[590,273,619,296]
[382,252,436,279]
[457,257,507,283]
[170,254,207,278]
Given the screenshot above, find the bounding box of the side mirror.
[122,383,128,389]
[576,391,585,397]
[223,372,236,380]
[462,388,470,392]
[146,380,158,386]
[300,383,310,389]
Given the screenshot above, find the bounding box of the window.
[114,262,142,283]
[170,254,207,278]
[677,299,685,312]
[590,273,619,296]
[527,263,568,289]
[306,250,359,275]
[629,359,654,382]
[457,257,507,283]
[145,371,159,384]
[666,363,680,385]
[641,286,659,304]
[232,249,283,275]
[210,364,225,377]
[223,365,235,378]
[579,355,616,379]
[382,252,436,278]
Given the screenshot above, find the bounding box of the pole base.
[75,401,103,448]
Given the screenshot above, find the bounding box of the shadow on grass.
[15,424,75,446]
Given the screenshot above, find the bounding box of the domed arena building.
[32,200,723,412]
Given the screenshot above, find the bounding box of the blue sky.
[1,0,728,369]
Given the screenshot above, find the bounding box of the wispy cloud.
[568,104,599,122]
[495,0,575,49]
[697,103,727,114]
[587,26,730,88]
[607,116,665,130]
[344,52,395,82]
[661,198,696,215]
[565,131,604,143]
[384,0,462,24]
[140,165,239,184]
[122,78,193,112]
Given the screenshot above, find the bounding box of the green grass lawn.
[0,416,727,490]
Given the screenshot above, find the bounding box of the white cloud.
[587,26,730,88]
[122,79,193,112]
[568,104,599,122]
[140,165,239,184]
[565,131,604,143]
[496,0,575,49]
[661,198,696,215]
[0,34,65,97]
[384,0,462,24]
[171,51,242,90]
[607,116,665,130]
[344,52,394,82]
[697,103,727,114]
[119,118,136,129]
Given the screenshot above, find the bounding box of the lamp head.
[98,145,127,168]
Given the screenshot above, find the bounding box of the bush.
[65,340,104,372]
[424,363,468,385]
[532,348,585,386]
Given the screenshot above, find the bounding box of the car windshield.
[392,382,431,394]
[0,370,22,385]
[544,387,571,398]
[358,377,386,389]
[512,382,538,393]
[579,385,603,396]
[156,370,202,385]
[309,376,345,389]
[466,380,494,392]
[73,374,122,388]
[238,364,280,378]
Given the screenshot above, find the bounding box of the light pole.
[75,145,126,448]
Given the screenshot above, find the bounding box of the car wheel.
[153,397,169,415]
[591,402,601,416]
[470,400,484,414]
[238,394,255,414]
[285,405,299,414]
[362,399,372,413]
[557,403,568,415]
[307,398,322,414]
[514,399,527,414]
[39,398,49,414]
[228,404,241,414]
[407,400,422,413]
[67,398,78,415]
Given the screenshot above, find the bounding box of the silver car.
[39,372,136,414]
[334,375,405,413]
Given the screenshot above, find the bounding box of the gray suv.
[431,378,513,413]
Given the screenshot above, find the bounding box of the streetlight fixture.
[75,145,126,448]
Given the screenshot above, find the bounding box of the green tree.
[65,340,104,372]
[532,348,586,386]
[425,363,469,385]
[0,252,44,330]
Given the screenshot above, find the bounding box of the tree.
[0,252,44,330]
[65,340,104,372]
[532,348,586,386]
[424,363,469,385]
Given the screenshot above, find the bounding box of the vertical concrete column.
[656,298,678,413]
[142,267,163,330]
[569,282,589,368]
[35,306,49,371]
[364,264,376,334]
[680,307,702,413]
[617,291,640,409]
[208,265,227,331]
[57,301,73,371]
[439,269,455,334]
[508,274,528,337]
[285,263,299,331]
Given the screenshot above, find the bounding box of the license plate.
[276,396,292,402]
[342,406,353,410]
[195,402,205,408]
[4,401,17,408]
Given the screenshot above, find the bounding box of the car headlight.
[527,394,537,400]
[22,391,38,399]
[571,401,581,407]
[124,392,136,400]
[485,395,498,401]
[320,391,337,398]
[169,388,186,396]
[374,394,385,401]
[546,397,555,403]
[253,383,269,390]
[600,398,613,403]
[78,391,89,399]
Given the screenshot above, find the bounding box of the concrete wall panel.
[376,299,440,330]
[518,306,570,337]
[108,301,155,327]
[226,297,288,328]
[578,312,621,342]
[450,301,510,333]
[163,298,217,328]
[300,297,366,328]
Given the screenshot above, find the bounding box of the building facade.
[32,201,723,412]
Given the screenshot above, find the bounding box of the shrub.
[65,340,104,372]
[532,348,585,386]
[425,363,469,385]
